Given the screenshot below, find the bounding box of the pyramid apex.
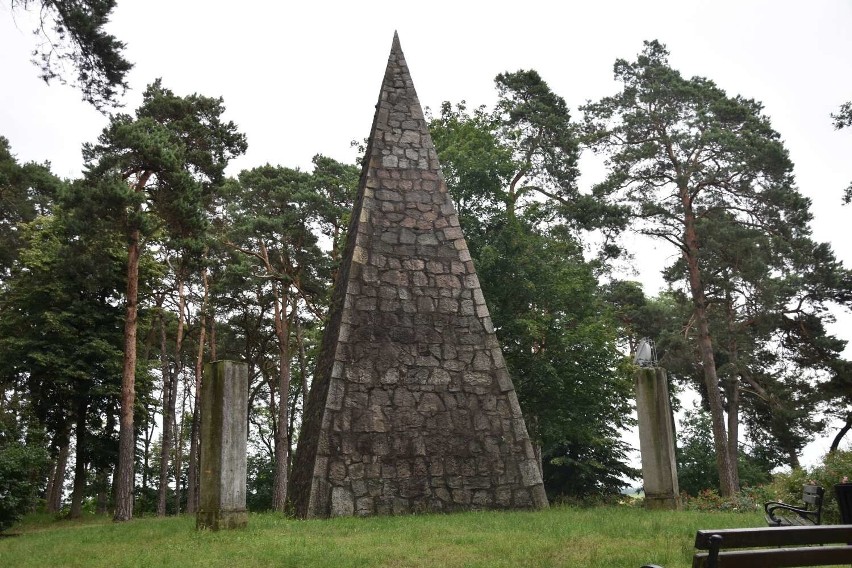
[391,31,402,56]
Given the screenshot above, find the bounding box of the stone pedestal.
[634,367,680,510]
[197,360,248,530]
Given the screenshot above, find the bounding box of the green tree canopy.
[0,136,63,281]
[832,101,852,204]
[582,40,822,495]
[431,72,636,498]
[80,79,246,520]
[9,0,133,111]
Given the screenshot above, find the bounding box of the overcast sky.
[2,0,852,464]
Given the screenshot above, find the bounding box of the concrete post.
[634,367,681,510]
[197,360,248,530]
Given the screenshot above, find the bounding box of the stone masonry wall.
[288,33,548,518]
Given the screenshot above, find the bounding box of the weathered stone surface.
[635,367,681,510]
[288,32,547,518]
[197,361,248,530]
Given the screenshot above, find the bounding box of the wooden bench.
[765,484,824,526]
[640,525,852,568]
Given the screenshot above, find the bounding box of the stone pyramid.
[289,33,548,518]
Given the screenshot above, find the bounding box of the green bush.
[682,486,772,513]
[0,426,50,532]
[246,452,273,512]
[768,450,852,523]
[676,407,772,496]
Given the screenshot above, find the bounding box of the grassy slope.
[0,506,762,568]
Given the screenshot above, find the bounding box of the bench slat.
[692,545,852,568]
[695,525,852,548]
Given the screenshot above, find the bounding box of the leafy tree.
[0,204,126,518]
[0,136,62,282]
[676,406,771,496]
[483,224,635,497]
[9,0,132,110]
[0,409,49,532]
[222,158,354,512]
[833,102,852,128]
[429,102,514,244]
[666,210,847,473]
[0,193,126,517]
[310,155,360,264]
[602,280,683,357]
[80,80,246,520]
[246,452,273,512]
[431,73,636,499]
[705,204,847,463]
[582,40,819,495]
[832,101,852,204]
[607,217,850,480]
[493,70,578,221]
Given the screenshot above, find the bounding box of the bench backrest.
[802,484,824,508]
[692,525,852,568]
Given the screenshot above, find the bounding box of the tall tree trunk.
[69,397,89,518]
[157,311,174,516]
[47,431,70,513]
[831,415,852,453]
[209,315,217,362]
[142,403,155,513]
[115,223,141,522]
[289,306,308,470]
[681,193,738,496]
[44,461,55,512]
[271,282,291,512]
[97,411,116,515]
[187,265,208,514]
[172,275,187,514]
[174,374,191,515]
[157,271,188,516]
[95,468,109,515]
[186,341,204,513]
[295,300,308,397]
[725,296,741,489]
[726,378,740,489]
[788,449,801,470]
[173,400,183,515]
[138,315,159,515]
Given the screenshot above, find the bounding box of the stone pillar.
[197,360,248,530]
[634,367,680,510]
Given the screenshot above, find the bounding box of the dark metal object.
[835,483,852,524]
[765,484,824,526]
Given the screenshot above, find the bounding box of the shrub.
[676,407,772,496]
[682,486,772,513]
[768,450,852,523]
[0,422,50,532]
[246,452,274,512]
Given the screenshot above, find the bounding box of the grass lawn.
[0,505,763,567]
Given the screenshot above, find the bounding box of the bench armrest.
[765,501,820,524]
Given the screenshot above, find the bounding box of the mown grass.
[0,505,763,567]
